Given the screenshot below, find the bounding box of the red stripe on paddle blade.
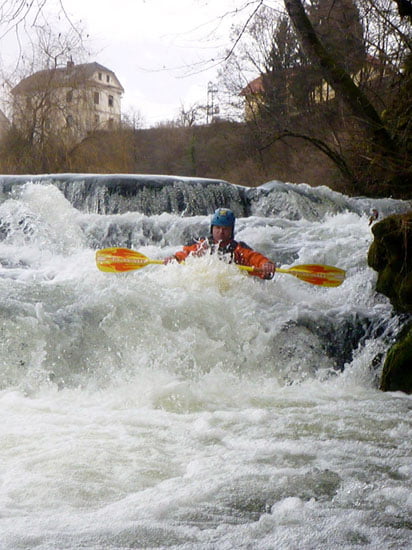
[96,247,151,272]
[278,264,346,287]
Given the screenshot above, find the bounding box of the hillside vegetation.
[0,0,411,199]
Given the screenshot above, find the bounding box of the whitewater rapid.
[0,178,411,549]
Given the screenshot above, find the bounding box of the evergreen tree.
[256,15,309,119]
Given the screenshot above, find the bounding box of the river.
[0,175,411,549]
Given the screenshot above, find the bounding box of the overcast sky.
[0,1,285,126]
[56,0,263,127]
[0,1,284,126]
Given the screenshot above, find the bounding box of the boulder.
[379,321,412,392]
[368,211,412,393]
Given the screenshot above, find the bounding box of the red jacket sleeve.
[174,239,208,262]
[234,243,274,279]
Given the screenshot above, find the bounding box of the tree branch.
[259,129,356,184]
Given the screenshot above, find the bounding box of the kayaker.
[163,208,276,280]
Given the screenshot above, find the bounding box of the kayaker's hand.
[261,262,276,277]
[163,256,176,264]
[192,240,209,257]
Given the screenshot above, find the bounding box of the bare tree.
[218,5,308,124]
[284,0,394,149]
[175,102,203,127]
[283,0,411,194]
[11,21,89,129]
[0,1,82,124]
[212,0,410,193]
[0,1,73,48]
[0,14,97,172]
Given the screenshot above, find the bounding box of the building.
[241,56,396,121]
[240,75,266,121]
[240,68,302,120]
[11,61,124,143]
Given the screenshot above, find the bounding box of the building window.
[94,92,99,104]
[108,118,114,129]
[95,115,100,125]
[66,91,73,103]
[106,75,110,83]
[98,72,102,80]
[108,95,114,107]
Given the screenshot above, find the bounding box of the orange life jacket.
[174,238,274,280]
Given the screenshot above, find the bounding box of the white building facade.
[11,61,124,143]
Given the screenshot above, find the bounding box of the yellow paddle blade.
[96,247,163,272]
[277,264,346,287]
[238,263,345,286]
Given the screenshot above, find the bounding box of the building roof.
[11,62,124,95]
[240,75,265,96]
[240,69,298,96]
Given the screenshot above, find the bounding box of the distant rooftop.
[12,61,124,95]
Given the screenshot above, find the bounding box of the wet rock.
[368,212,412,312]
[379,321,412,392]
[368,212,412,393]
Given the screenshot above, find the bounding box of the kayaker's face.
[212,225,232,246]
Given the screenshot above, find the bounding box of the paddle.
[95,247,346,287]
[237,263,345,287]
[96,247,164,272]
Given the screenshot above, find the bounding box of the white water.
[0,181,411,549]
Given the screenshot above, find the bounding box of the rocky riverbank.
[368,211,412,393]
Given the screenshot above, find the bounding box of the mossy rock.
[368,212,412,312]
[380,323,412,393]
[368,211,412,393]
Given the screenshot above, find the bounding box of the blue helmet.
[210,208,236,236]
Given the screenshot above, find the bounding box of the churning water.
[0,175,411,549]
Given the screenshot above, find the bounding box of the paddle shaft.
[96,247,345,286]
